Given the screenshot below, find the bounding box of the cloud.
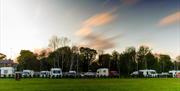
[83,34,117,50]
[121,0,141,5]
[76,10,116,37]
[75,10,120,50]
[83,11,116,27]
[34,48,52,57]
[158,11,180,27]
[75,27,92,37]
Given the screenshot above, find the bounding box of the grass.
[0,78,179,91]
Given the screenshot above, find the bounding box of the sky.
[0,0,179,59]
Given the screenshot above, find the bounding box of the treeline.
[17,45,180,76]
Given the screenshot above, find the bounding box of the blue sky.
[0,0,179,59]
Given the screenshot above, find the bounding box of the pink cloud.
[158,11,180,27]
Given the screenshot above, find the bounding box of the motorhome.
[96,68,109,77]
[50,68,62,78]
[22,70,34,78]
[0,67,15,77]
[169,70,180,78]
[131,69,158,77]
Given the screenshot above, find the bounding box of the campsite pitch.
[0,78,179,91]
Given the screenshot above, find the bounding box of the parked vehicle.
[169,70,180,78]
[130,71,139,77]
[33,72,40,78]
[22,70,34,78]
[109,71,119,78]
[131,69,158,78]
[0,67,15,77]
[158,72,170,78]
[50,68,62,78]
[40,71,50,78]
[66,71,77,78]
[176,72,180,78]
[84,72,96,78]
[96,68,109,77]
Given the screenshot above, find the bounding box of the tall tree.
[159,54,173,72]
[119,47,136,75]
[17,50,40,71]
[80,47,97,72]
[0,53,6,60]
[175,55,180,70]
[48,35,61,51]
[98,54,111,69]
[111,51,120,71]
[137,46,151,70]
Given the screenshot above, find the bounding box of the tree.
[70,46,79,71]
[98,54,111,69]
[80,47,97,72]
[111,51,120,71]
[48,35,61,51]
[119,47,136,76]
[145,52,159,71]
[175,55,180,70]
[17,50,40,71]
[59,37,71,47]
[48,36,71,68]
[159,54,173,72]
[137,46,151,70]
[0,53,6,60]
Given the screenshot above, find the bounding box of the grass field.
[0,78,179,91]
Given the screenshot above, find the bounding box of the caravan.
[0,67,15,77]
[96,68,109,77]
[50,68,62,78]
[131,69,158,77]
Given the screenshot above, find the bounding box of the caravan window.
[4,70,8,74]
[103,70,106,73]
[150,71,156,74]
[53,70,60,74]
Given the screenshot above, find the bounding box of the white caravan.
[96,68,109,77]
[50,68,62,78]
[22,70,34,77]
[169,70,180,78]
[0,67,15,77]
[131,69,158,77]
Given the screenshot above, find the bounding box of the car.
[22,70,34,78]
[84,72,96,78]
[109,71,119,78]
[158,72,170,78]
[66,71,77,78]
[33,72,40,78]
[40,71,50,78]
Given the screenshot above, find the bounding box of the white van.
[96,68,109,77]
[131,69,158,77]
[0,67,15,77]
[50,68,62,78]
[22,70,34,78]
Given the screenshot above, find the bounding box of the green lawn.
[0,78,179,91]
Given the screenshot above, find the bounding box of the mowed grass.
[0,78,179,91]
